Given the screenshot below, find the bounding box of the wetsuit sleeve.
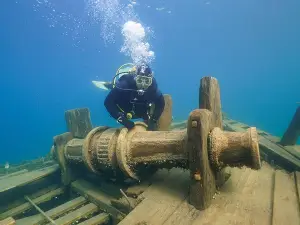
[152,90,165,121]
[104,88,121,120]
[104,78,135,129]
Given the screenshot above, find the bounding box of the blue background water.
[1,0,300,164]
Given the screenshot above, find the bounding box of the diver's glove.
[117,112,135,130]
[147,117,158,131]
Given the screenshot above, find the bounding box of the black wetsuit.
[104,74,165,130]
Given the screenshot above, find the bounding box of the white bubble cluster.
[85,0,138,45]
[31,0,156,64]
[120,21,155,65]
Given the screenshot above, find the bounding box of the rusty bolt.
[192,121,198,128]
[194,173,201,181]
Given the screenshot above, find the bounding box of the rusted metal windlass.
[208,127,261,170]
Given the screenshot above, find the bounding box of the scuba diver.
[92,63,165,131]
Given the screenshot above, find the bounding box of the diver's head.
[134,64,153,91]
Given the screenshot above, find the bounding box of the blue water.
[1,0,300,164]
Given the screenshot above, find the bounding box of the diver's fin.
[92,81,113,91]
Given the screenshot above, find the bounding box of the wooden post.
[65,108,93,138]
[157,94,173,131]
[199,76,228,188]
[53,132,74,186]
[187,109,216,209]
[199,77,222,129]
[280,106,300,146]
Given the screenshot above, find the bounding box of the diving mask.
[135,75,153,90]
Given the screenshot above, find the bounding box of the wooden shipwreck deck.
[118,163,300,225]
[1,117,300,225]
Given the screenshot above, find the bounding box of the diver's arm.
[104,84,135,129]
[104,89,122,120]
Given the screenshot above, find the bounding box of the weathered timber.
[15,196,88,225]
[0,218,15,225]
[294,171,300,213]
[65,108,93,138]
[24,195,57,225]
[0,165,60,208]
[199,76,222,129]
[281,106,300,145]
[0,187,65,220]
[53,132,74,185]
[199,76,228,189]
[272,169,300,225]
[192,162,274,225]
[118,168,189,225]
[187,109,216,210]
[48,203,98,225]
[0,170,28,181]
[157,94,173,131]
[0,159,56,177]
[77,213,110,225]
[0,184,60,215]
[71,179,125,224]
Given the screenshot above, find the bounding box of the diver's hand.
[117,112,135,130]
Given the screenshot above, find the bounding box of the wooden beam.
[118,168,189,225]
[199,76,222,129]
[0,165,59,194]
[77,213,110,225]
[49,203,98,225]
[53,133,74,185]
[199,76,227,188]
[71,179,125,224]
[0,218,15,225]
[272,169,300,224]
[0,187,64,220]
[280,106,300,146]
[65,108,93,139]
[187,109,216,210]
[15,196,87,225]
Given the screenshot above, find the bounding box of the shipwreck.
[0,76,300,225]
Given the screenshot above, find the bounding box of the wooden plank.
[49,203,98,225]
[0,217,15,225]
[0,187,64,220]
[272,169,300,225]
[77,213,110,225]
[191,166,253,225]
[192,163,274,225]
[15,196,88,225]
[71,179,125,223]
[295,172,300,216]
[0,184,59,214]
[0,170,28,181]
[118,168,189,225]
[162,200,200,225]
[0,165,59,193]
